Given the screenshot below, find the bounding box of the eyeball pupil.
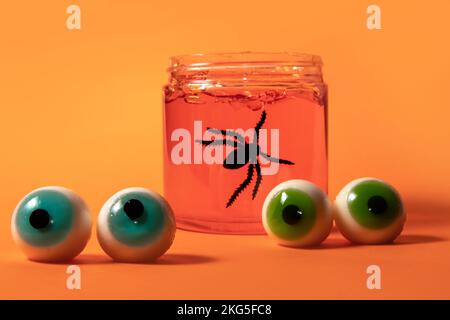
[29,209,50,229]
[124,199,144,221]
[282,205,303,225]
[367,195,388,214]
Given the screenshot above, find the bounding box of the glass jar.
[163,52,327,234]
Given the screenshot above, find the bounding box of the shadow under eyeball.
[276,237,355,250]
[155,253,219,265]
[28,253,113,265]
[326,234,445,248]
[69,254,114,265]
[26,253,219,265]
[392,234,446,245]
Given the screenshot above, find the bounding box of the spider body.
[196,110,294,207]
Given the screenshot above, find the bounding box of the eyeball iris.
[108,194,167,246]
[11,187,92,262]
[262,180,332,247]
[266,189,316,241]
[15,189,74,246]
[348,180,401,229]
[335,178,405,244]
[97,188,176,262]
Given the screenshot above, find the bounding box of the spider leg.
[255,110,267,132]
[260,152,295,165]
[252,161,262,199]
[195,139,243,148]
[254,110,267,142]
[226,163,254,208]
[206,128,245,144]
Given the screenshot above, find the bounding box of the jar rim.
[169,52,323,72]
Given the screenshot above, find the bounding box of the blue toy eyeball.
[97,187,176,263]
[262,179,333,247]
[11,186,92,262]
[334,177,405,244]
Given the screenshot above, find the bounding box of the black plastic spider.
[196,110,295,208]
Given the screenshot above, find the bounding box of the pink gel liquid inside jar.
[163,52,327,234]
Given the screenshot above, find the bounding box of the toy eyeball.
[97,187,176,263]
[262,179,333,247]
[334,178,405,244]
[11,186,92,262]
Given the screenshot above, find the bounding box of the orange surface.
[0,0,450,299]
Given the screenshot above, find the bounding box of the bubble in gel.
[262,179,333,247]
[11,186,92,262]
[97,187,176,263]
[334,177,405,244]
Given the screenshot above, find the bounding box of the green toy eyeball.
[97,187,176,263]
[262,179,333,247]
[334,177,405,244]
[11,186,92,262]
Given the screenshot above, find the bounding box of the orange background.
[1,0,449,299]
